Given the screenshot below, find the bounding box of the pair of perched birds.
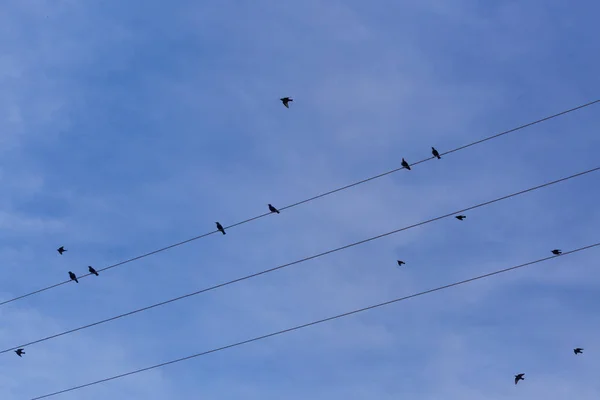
[57,247,99,283]
[400,147,443,171]
[215,204,281,235]
[515,349,584,384]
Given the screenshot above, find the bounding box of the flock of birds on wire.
[8,97,588,388]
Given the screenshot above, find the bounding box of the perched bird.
[68,271,78,283]
[268,204,280,214]
[431,147,441,159]
[574,348,583,355]
[57,246,67,255]
[216,222,226,235]
[88,266,99,276]
[514,373,525,385]
[551,249,562,255]
[401,158,411,170]
[280,97,293,108]
[15,349,25,357]
[455,215,466,221]
[397,260,405,267]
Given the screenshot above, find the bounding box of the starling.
[397,260,405,266]
[88,266,99,276]
[551,249,562,255]
[401,158,411,170]
[216,222,226,235]
[574,348,583,355]
[268,204,280,214]
[455,215,466,221]
[431,147,441,159]
[280,97,293,108]
[15,349,25,357]
[68,271,78,283]
[57,246,67,255]
[514,373,525,385]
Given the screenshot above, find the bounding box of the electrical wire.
[2,99,598,308]
[30,241,600,399]
[5,166,598,355]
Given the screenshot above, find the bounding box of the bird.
[216,222,226,235]
[15,349,25,357]
[455,215,466,221]
[514,373,525,385]
[574,348,583,355]
[431,147,441,159]
[401,158,411,170]
[397,260,405,267]
[551,249,562,255]
[280,97,293,108]
[68,271,78,283]
[88,266,99,276]
[268,204,280,214]
[57,246,67,255]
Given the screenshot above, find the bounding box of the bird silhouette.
[397,260,405,266]
[216,222,226,235]
[401,158,411,170]
[280,97,293,108]
[431,147,441,159]
[268,204,280,214]
[455,215,466,221]
[15,349,25,357]
[68,271,78,283]
[574,348,583,355]
[88,266,99,276]
[551,249,562,255]
[514,373,525,385]
[57,246,67,255]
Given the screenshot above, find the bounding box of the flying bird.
[551,249,562,255]
[216,222,226,235]
[280,97,293,108]
[268,204,280,214]
[431,147,441,159]
[397,260,405,267]
[401,158,411,170]
[455,215,466,221]
[514,373,525,385]
[574,348,583,355]
[88,266,99,276]
[15,349,25,357]
[57,246,67,255]
[68,271,78,283]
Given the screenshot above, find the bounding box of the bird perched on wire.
[15,349,25,357]
[57,246,67,255]
[514,373,525,385]
[280,97,293,108]
[431,147,441,159]
[68,271,78,283]
[88,266,99,276]
[551,249,562,255]
[401,158,411,170]
[574,348,583,355]
[268,204,280,214]
[397,260,405,267]
[216,222,226,235]
[455,215,466,221]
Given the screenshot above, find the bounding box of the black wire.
[30,241,600,400]
[6,166,599,355]
[2,99,598,307]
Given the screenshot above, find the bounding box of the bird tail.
[276,210,280,214]
[436,155,441,159]
[94,271,99,276]
[75,278,79,283]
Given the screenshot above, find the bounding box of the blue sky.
[0,0,599,399]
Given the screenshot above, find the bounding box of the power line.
[6,166,599,355]
[2,99,598,308]
[30,241,600,400]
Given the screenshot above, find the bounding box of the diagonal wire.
[30,241,600,400]
[2,99,598,307]
[4,166,598,355]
